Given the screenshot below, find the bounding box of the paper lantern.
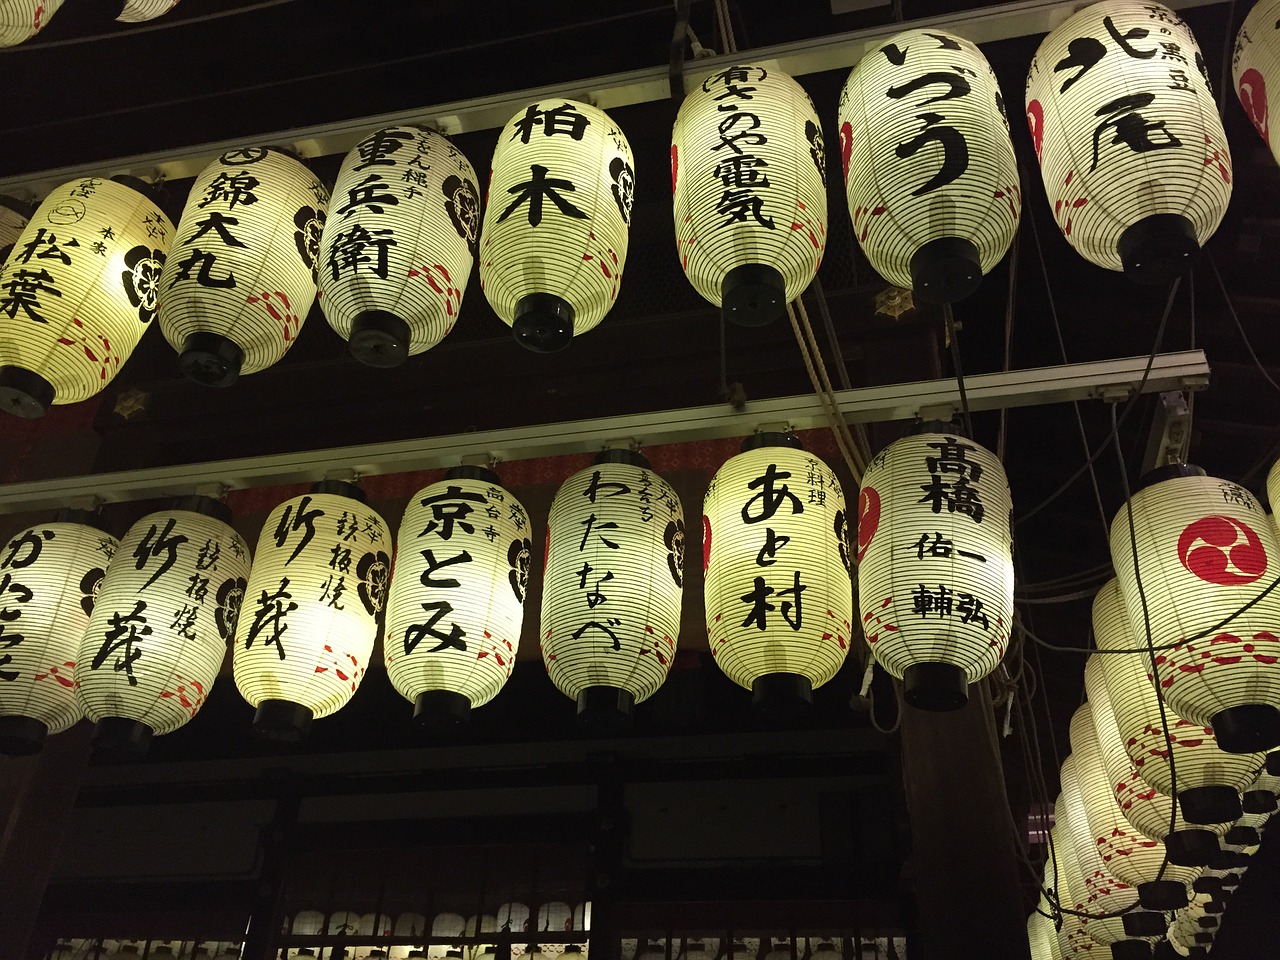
[385,466,529,726]
[1068,704,1199,908]
[1109,464,1280,753]
[1050,801,1142,949]
[480,99,633,352]
[319,126,478,366]
[671,64,827,326]
[0,512,117,755]
[0,196,31,267]
[1043,826,1109,958]
[838,28,1020,303]
[704,434,852,712]
[75,497,250,758]
[1056,782,1144,925]
[0,0,64,46]
[233,481,388,740]
[1233,0,1280,166]
[496,902,530,934]
[857,427,1014,710]
[1025,0,1231,283]
[1094,579,1260,825]
[118,0,181,21]
[540,450,682,725]
[571,902,590,932]
[292,911,326,935]
[1026,908,1058,960]
[158,147,328,386]
[0,177,173,417]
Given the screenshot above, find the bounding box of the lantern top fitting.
[514,292,577,355]
[722,263,787,329]
[740,431,804,453]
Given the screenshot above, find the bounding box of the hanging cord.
[942,304,974,437]
[714,0,738,54]
[812,281,875,467]
[996,227,1021,461]
[1207,250,1280,396]
[791,295,869,472]
[1217,0,1240,119]
[786,300,866,482]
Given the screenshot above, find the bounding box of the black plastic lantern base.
[0,365,53,419]
[751,672,813,720]
[0,715,47,756]
[350,310,411,368]
[1138,879,1188,911]
[1207,849,1250,870]
[1179,784,1242,824]
[1110,941,1152,960]
[902,661,968,712]
[1124,910,1169,937]
[311,478,366,503]
[1118,213,1199,285]
[1202,900,1227,915]
[1268,751,1280,776]
[909,236,982,305]
[1197,916,1219,930]
[576,686,634,732]
[170,494,232,524]
[1243,789,1278,815]
[1225,825,1260,847]
[1135,462,1205,492]
[1193,876,1224,897]
[253,699,313,742]
[721,263,785,327]
[179,332,244,388]
[1211,704,1280,753]
[1164,828,1219,866]
[740,431,803,453]
[447,464,501,485]
[1194,933,1214,945]
[414,690,471,732]
[91,717,153,762]
[513,293,574,353]
[1152,942,1181,960]
[1219,872,1243,889]
[594,448,651,468]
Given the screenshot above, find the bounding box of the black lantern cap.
[910,418,969,438]
[576,685,634,732]
[169,494,233,524]
[1211,704,1280,754]
[179,332,244,388]
[1118,213,1199,286]
[1192,876,1224,897]
[252,699,313,742]
[1179,785,1242,825]
[92,717,153,762]
[1242,789,1278,815]
[751,672,813,720]
[311,478,366,503]
[447,463,501,485]
[1267,750,1280,776]
[722,263,785,327]
[350,310,412,368]
[903,661,969,712]
[1164,828,1218,866]
[1225,825,1260,847]
[53,508,114,534]
[0,715,47,756]
[1134,462,1205,492]
[910,236,982,304]
[414,689,471,733]
[740,431,803,453]
[594,448,650,468]
[514,293,574,353]
[1109,941,1152,960]
[1123,911,1168,937]
[0,365,54,419]
[1138,879,1187,911]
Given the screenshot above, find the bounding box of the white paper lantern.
[838,28,1020,303]
[1049,806,1135,948]
[704,435,852,711]
[0,177,173,417]
[1233,0,1280,166]
[541,450,682,724]
[319,126,478,366]
[496,902,530,934]
[385,466,529,726]
[327,910,361,935]
[1043,826,1105,958]
[1093,579,1262,826]
[0,0,64,46]
[75,497,250,758]
[671,64,827,326]
[0,513,117,755]
[233,481,389,740]
[1025,0,1231,284]
[1067,704,1199,907]
[570,902,590,932]
[480,99,633,352]
[1056,782,1141,926]
[292,910,326,935]
[1109,464,1280,753]
[856,428,1014,710]
[0,196,31,267]
[1026,908,1058,960]
[394,912,428,937]
[118,0,181,22]
[158,147,328,385]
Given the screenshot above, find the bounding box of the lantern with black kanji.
[1110,464,1280,753]
[541,450,683,727]
[158,147,328,386]
[118,0,181,22]
[0,196,31,267]
[0,177,172,418]
[319,126,479,367]
[1234,0,1280,167]
[671,64,827,326]
[856,425,1014,711]
[1094,579,1261,830]
[0,0,64,45]
[480,99,634,352]
[75,497,250,759]
[837,28,1020,304]
[703,434,853,714]
[0,512,117,756]
[1025,0,1231,284]
[385,466,531,728]
[233,481,389,741]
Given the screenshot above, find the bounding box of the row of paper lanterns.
[3,0,1280,416]
[0,0,181,47]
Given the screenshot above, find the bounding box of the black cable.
[810,278,853,391]
[943,304,974,436]
[669,0,694,103]
[1207,251,1280,396]
[1217,0,1240,119]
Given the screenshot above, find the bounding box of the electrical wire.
[1207,250,1280,396]
[942,304,974,437]
[996,226,1021,461]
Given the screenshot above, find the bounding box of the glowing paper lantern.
[1043,827,1107,958]
[0,177,172,417]
[1025,0,1231,283]
[1109,464,1280,753]
[541,450,682,724]
[1094,578,1260,826]
[0,512,117,755]
[838,28,1020,303]
[385,466,529,726]
[1056,782,1148,935]
[1233,0,1280,166]
[704,434,852,712]
[856,427,1014,710]
[158,147,328,386]
[75,497,250,758]
[233,481,389,740]
[319,126,478,366]
[118,0,181,22]
[671,64,827,326]
[0,0,64,46]
[496,902,530,934]
[0,196,31,266]
[1026,909,1058,960]
[480,99,633,352]
[1050,799,1143,950]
